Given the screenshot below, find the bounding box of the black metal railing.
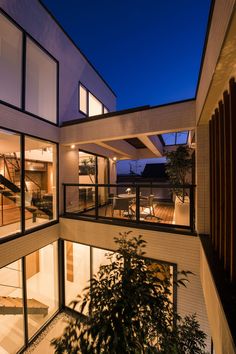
[62,183,195,232]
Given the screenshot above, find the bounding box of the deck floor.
[78,202,175,224]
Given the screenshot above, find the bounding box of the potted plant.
[165,145,192,226]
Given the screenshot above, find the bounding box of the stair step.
[0,296,49,316]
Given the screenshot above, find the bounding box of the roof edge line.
[38,0,117,97]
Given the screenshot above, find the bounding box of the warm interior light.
[70,144,75,149]
[112,156,117,161]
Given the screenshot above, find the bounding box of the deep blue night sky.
[41,0,211,110]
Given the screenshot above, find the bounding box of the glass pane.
[92,247,114,275]
[162,133,176,145]
[88,92,103,116]
[79,85,87,114]
[0,13,22,107]
[65,241,90,308]
[26,38,57,123]
[24,136,57,231]
[176,131,188,145]
[0,129,21,239]
[79,151,96,184]
[103,107,108,114]
[139,186,174,224]
[26,242,58,338]
[97,157,108,205]
[0,260,24,354]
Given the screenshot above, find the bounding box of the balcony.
[63,183,195,233]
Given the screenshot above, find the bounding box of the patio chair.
[139,194,155,218]
[111,197,132,218]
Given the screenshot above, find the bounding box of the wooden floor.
[79,202,175,225]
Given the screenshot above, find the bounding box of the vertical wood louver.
[209,77,236,282]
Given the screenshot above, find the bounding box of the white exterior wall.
[0,0,116,123]
[200,246,236,354]
[0,224,59,268]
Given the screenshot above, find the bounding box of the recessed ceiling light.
[71,144,75,149]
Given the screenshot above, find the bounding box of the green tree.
[165,145,192,202]
[51,232,207,354]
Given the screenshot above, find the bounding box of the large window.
[0,260,24,354]
[0,129,21,239]
[0,128,58,240]
[78,83,109,117]
[0,242,59,352]
[0,12,22,107]
[25,38,57,123]
[0,12,58,124]
[24,136,57,231]
[26,242,59,338]
[64,242,175,314]
[65,242,90,308]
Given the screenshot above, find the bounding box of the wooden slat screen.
[209,77,236,282]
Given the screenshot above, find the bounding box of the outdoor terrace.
[63,183,195,233]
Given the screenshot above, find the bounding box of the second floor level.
[0,1,116,126]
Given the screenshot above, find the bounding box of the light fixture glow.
[112,156,117,161]
[70,144,75,149]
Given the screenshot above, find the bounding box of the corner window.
[79,83,109,117]
[0,12,22,107]
[25,38,57,123]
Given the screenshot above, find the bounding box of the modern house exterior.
[0,0,235,353]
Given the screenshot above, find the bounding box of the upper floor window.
[0,12,22,107]
[89,92,103,116]
[79,84,87,114]
[0,11,58,124]
[25,38,57,123]
[79,83,109,117]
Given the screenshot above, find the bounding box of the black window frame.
[78,82,109,117]
[0,9,59,127]
[0,125,59,245]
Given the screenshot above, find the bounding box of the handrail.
[62,182,195,188]
[0,283,21,289]
[25,174,41,191]
[63,182,196,232]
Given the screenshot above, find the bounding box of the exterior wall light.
[112,156,117,162]
[70,144,75,149]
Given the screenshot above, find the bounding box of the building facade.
[0,0,235,353]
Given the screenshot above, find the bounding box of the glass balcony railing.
[63,183,195,232]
